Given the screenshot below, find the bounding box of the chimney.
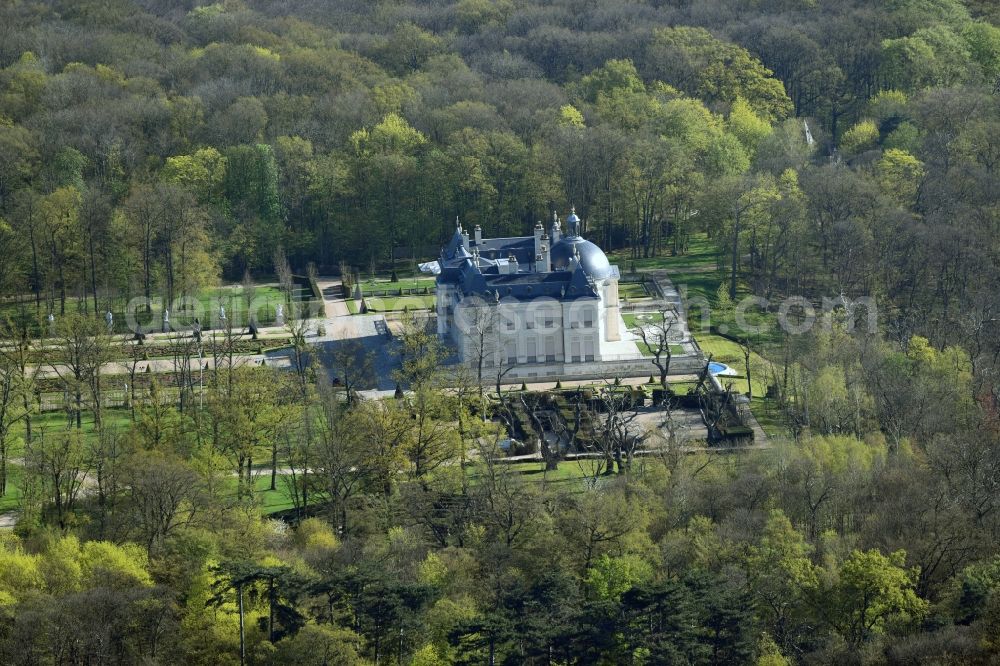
[538,234,551,273]
[474,224,482,245]
[533,221,544,268]
[551,214,561,244]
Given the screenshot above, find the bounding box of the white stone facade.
[431,209,641,372]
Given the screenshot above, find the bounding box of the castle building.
[428,208,642,372]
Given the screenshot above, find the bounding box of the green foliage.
[728,97,773,156]
[819,549,929,646]
[882,25,975,91]
[840,119,880,154]
[163,147,228,204]
[648,27,793,122]
[585,553,655,601]
[578,59,646,103]
[875,148,925,206]
[0,2,996,663]
[962,22,1000,81]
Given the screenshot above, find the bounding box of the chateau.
[429,209,644,374]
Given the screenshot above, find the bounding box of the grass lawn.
[695,333,772,401]
[357,277,436,293]
[1,283,315,336]
[618,281,652,300]
[750,396,787,439]
[346,299,360,314]
[623,312,667,328]
[611,233,783,346]
[636,341,687,357]
[467,459,611,487]
[363,295,435,312]
[257,474,299,514]
[609,235,722,273]
[0,465,23,513]
[215,472,299,514]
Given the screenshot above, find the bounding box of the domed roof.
[551,236,612,280]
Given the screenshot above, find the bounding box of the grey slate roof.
[438,221,614,302]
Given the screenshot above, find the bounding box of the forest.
[1,0,1000,664]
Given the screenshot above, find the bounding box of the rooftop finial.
[567,205,582,236]
[456,215,462,232]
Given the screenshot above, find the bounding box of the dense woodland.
[1,0,1000,664]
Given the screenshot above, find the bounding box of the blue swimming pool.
[708,362,727,374]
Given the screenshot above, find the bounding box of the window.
[526,320,535,329]
[583,309,594,328]
[527,338,537,364]
[544,316,554,328]
[505,320,515,331]
[545,337,556,362]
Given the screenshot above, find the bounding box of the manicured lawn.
[623,312,667,328]
[636,341,687,357]
[357,277,436,293]
[695,333,772,400]
[619,281,652,300]
[1,283,314,336]
[349,277,436,313]
[362,295,435,312]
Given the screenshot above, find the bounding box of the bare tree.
[286,315,313,394]
[0,323,35,497]
[461,297,501,393]
[273,245,294,308]
[168,328,202,414]
[87,425,127,538]
[738,336,754,400]
[591,380,644,476]
[50,313,114,429]
[474,438,541,549]
[330,339,375,405]
[126,452,200,554]
[25,428,88,530]
[635,304,679,393]
[240,270,257,324]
